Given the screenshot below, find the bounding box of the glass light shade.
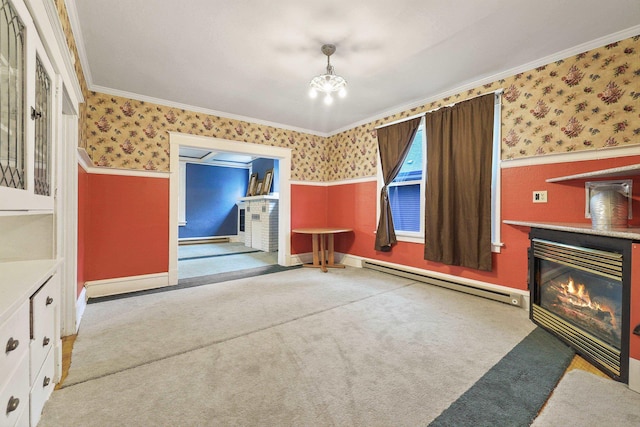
[308,87,318,99]
[324,93,333,105]
[309,73,347,100]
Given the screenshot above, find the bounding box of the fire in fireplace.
[529,228,631,382]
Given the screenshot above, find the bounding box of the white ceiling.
[68,0,640,135]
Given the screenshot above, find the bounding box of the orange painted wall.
[291,184,328,254]
[84,174,169,281]
[325,154,640,291]
[77,167,88,297]
[328,180,378,256]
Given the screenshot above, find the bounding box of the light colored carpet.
[178,242,258,259]
[532,369,640,426]
[43,267,535,426]
[178,250,278,279]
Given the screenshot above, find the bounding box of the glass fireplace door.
[530,234,630,382]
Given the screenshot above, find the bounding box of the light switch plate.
[533,191,547,203]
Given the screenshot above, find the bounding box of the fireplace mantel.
[504,220,640,241]
[239,195,279,252]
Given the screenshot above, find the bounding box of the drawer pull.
[42,337,50,346]
[6,396,19,414]
[46,296,54,306]
[43,376,51,387]
[5,337,19,353]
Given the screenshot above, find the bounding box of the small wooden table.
[292,227,353,272]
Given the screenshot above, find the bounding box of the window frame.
[385,118,426,242]
[375,92,503,252]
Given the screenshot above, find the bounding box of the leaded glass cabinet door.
[0,0,55,211]
[34,54,51,196]
[0,0,26,191]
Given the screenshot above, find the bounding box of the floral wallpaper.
[84,92,327,180]
[53,0,90,147]
[326,34,640,181]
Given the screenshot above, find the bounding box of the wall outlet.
[533,191,547,203]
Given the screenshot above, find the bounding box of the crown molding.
[90,84,330,138]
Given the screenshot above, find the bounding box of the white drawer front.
[0,301,29,391]
[30,275,59,382]
[14,403,29,427]
[0,353,29,427]
[30,349,55,427]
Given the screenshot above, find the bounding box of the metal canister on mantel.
[588,181,630,229]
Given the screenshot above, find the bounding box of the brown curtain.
[424,94,494,271]
[374,117,422,252]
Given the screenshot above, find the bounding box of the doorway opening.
[168,133,292,286]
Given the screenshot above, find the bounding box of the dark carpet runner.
[89,264,301,304]
[429,327,575,427]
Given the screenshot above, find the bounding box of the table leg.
[319,234,327,272]
[328,233,335,266]
[311,234,319,266]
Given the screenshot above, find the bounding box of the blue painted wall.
[179,163,248,238]
[251,158,279,193]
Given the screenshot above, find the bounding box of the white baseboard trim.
[289,251,356,266]
[289,252,312,265]
[168,268,178,287]
[75,287,87,333]
[288,252,360,268]
[84,272,171,299]
[336,253,364,268]
[178,236,232,244]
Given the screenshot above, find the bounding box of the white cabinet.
[0,0,56,212]
[0,302,30,427]
[0,262,59,427]
[28,274,58,427]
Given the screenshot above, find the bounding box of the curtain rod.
[375,88,504,130]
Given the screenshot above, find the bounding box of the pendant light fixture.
[309,44,347,105]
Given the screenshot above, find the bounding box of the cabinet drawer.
[30,275,59,382]
[30,349,55,427]
[14,403,29,427]
[0,302,29,390]
[0,353,29,427]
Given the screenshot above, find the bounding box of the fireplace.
[529,228,631,382]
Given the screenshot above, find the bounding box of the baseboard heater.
[362,261,521,307]
[179,237,230,245]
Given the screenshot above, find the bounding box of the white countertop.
[0,259,58,325]
[503,220,640,240]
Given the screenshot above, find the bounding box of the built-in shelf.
[503,220,640,240]
[546,164,640,183]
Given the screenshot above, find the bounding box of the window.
[387,122,425,240]
[378,92,503,251]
